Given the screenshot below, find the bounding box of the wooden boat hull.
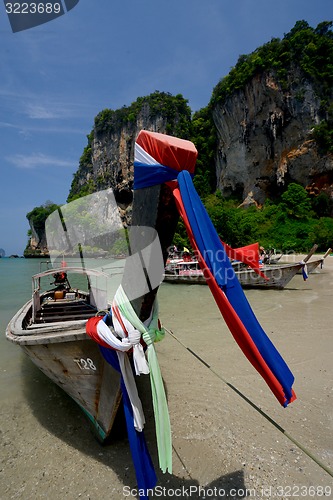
[164,262,305,289]
[6,301,121,443]
[236,263,303,289]
[296,249,331,274]
[164,271,206,285]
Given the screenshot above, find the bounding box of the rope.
[165,327,333,478]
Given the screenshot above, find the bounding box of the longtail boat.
[6,266,122,441]
[6,131,196,445]
[295,248,331,275]
[6,131,297,498]
[164,245,320,289]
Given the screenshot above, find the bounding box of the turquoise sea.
[0,258,45,399]
[0,258,52,336]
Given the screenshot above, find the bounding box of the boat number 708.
[73,358,97,371]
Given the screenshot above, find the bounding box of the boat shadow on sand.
[22,356,248,499]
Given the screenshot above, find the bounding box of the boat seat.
[34,311,98,324]
[35,300,99,323]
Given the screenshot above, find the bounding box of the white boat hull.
[6,296,122,443]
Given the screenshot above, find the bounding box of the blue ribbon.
[99,346,157,499]
[302,265,309,280]
[133,161,193,190]
[177,170,295,405]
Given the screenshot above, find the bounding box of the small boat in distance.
[164,245,323,289]
[295,248,331,274]
[164,259,205,284]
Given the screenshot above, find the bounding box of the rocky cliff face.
[25,68,333,255]
[73,70,333,213]
[24,218,49,257]
[68,93,192,225]
[213,68,333,204]
[91,108,169,218]
[25,93,192,256]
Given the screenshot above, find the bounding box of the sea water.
[0,258,44,399]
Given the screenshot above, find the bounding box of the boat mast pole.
[120,131,197,322]
[121,182,179,321]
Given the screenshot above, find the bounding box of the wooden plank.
[35,312,97,323]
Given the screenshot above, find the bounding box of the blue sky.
[0,0,332,255]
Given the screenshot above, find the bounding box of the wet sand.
[1,254,332,499]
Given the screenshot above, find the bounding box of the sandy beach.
[1,254,332,499]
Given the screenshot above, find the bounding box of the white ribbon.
[96,318,146,432]
[135,142,162,166]
[299,260,308,278]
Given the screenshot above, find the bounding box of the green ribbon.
[115,285,172,474]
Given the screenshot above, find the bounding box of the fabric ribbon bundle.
[86,284,171,498]
[133,130,296,408]
[172,171,296,406]
[86,130,296,497]
[86,132,198,497]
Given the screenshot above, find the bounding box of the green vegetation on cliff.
[187,20,333,201]
[210,20,333,153]
[94,91,192,139]
[173,183,333,252]
[67,91,192,202]
[26,183,333,256]
[211,20,333,105]
[67,131,96,203]
[26,202,59,237]
[191,106,218,197]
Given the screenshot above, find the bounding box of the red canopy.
[136,130,197,173]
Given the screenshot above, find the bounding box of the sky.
[0,0,332,256]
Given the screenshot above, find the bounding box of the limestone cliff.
[25,93,192,256]
[67,92,192,225]
[27,219,49,255]
[212,68,333,204]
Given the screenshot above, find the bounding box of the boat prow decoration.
[7,130,296,499]
[130,130,296,407]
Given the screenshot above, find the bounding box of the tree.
[280,183,313,219]
[26,202,59,236]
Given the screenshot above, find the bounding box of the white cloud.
[24,99,93,120]
[0,121,17,129]
[25,103,63,119]
[6,153,75,170]
[0,120,87,136]
[0,85,94,121]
